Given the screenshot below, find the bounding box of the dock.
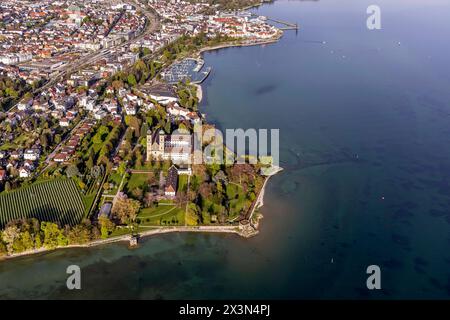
[253,14,299,31]
[267,17,299,30]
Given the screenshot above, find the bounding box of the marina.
[161,58,211,84]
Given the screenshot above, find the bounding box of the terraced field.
[0,179,85,228]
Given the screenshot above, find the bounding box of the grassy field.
[104,172,123,196]
[137,204,185,226]
[109,227,133,237]
[82,193,96,216]
[0,179,86,227]
[125,172,153,192]
[178,175,188,193]
[109,172,123,186]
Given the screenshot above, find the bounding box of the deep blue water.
[1,0,450,299]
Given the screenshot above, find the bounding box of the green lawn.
[178,175,188,193]
[104,172,123,195]
[109,172,123,186]
[125,172,153,192]
[158,199,175,204]
[133,162,154,170]
[109,227,133,237]
[82,193,96,217]
[137,204,185,226]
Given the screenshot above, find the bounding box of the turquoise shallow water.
[1,0,450,299]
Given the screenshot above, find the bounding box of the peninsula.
[0,0,288,260]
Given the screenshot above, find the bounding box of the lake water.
[1,0,450,299]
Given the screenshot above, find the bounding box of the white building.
[19,168,30,178]
[146,130,192,163]
[59,118,70,127]
[24,149,40,161]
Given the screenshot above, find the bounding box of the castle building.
[146,130,192,163]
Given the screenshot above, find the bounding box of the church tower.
[146,130,152,162]
[158,130,165,154]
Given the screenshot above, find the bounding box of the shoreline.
[1,226,241,261]
[194,83,203,102]
[1,166,284,262]
[196,35,282,58]
[249,166,284,224]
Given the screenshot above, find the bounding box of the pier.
[267,17,299,30]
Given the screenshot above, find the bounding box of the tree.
[143,192,155,208]
[1,225,20,254]
[0,241,7,257]
[99,216,115,239]
[66,164,80,178]
[140,122,148,138]
[125,115,141,137]
[199,182,213,199]
[93,126,109,144]
[41,222,64,249]
[146,116,153,127]
[112,193,141,224]
[117,162,127,176]
[135,149,143,168]
[127,74,137,87]
[40,134,49,149]
[186,204,199,226]
[20,231,34,251]
[91,165,103,180]
[176,191,188,207]
[99,143,112,159]
[66,225,91,245]
[131,187,143,200]
[142,47,151,57]
[86,149,95,169]
[112,80,123,90]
